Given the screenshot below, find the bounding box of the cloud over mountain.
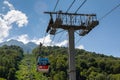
[12,34,68,47]
[76,45,84,49]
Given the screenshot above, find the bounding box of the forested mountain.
[0,39,37,53]
[33,46,120,80]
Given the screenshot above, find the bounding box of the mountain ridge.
[0,39,38,53]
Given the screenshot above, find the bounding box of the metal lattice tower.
[45,11,99,80]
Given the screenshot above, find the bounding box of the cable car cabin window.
[37,58,49,66]
[39,60,48,65]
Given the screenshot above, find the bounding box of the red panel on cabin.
[39,65,48,69]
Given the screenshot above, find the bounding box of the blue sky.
[0,0,120,57]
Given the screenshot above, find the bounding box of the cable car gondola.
[37,57,50,73]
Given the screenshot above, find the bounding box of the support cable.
[50,35,56,46]
[75,0,87,13]
[99,3,120,21]
[66,0,76,13]
[56,30,65,35]
[75,3,120,49]
[48,0,60,46]
[48,35,55,54]
[50,0,63,46]
[57,31,65,43]
[75,36,83,45]
[42,32,47,45]
[53,0,60,11]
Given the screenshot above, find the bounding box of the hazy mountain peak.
[0,39,37,53]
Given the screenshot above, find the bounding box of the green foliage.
[0,45,23,80]
[53,71,66,80]
[1,45,118,80]
[15,54,48,80]
[32,46,120,80]
[0,78,6,80]
[108,74,120,80]
[95,73,106,80]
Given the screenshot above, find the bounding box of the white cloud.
[31,35,52,46]
[0,0,28,42]
[36,35,68,47]
[4,10,28,27]
[16,34,29,44]
[0,17,11,42]
[76,45,84,49]
[12,34,68,47]
[6,33,83,49]
[13,34,51,45]
[3,0,15,10]
[55,40,68,47]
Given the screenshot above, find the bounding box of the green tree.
[95,73,106,80]
[88,71,97,80]
[53,71,66,80]
[108,74,120,80]
[7,68,16,80]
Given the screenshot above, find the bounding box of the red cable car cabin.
[37,57,50,73]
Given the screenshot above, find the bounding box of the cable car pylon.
[44,11,99,80]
